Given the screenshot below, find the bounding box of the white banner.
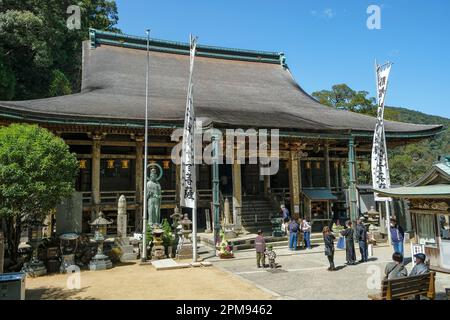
[371,62,392,201]
[180,35,198,208]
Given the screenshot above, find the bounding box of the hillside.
[381,106,449,185]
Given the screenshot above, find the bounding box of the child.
[265,244,277,269]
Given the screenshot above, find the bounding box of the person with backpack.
[288,218,300,251]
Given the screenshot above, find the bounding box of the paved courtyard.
[24,243,450,300]
[208,244,450,300]
[25,262,273,300]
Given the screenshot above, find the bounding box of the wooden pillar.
[263,174,270,194]
[348,138,358,223]
[334,161,340,190]
[135,137,144,231]
[91,133,102,220]
[324,143,331,189]
[232,160,242,231]
[288,150,301,219]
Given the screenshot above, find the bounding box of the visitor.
[409,253,430,300]
[390,218,405,257]
[356,218,368,263]
[297,218,304,249]
[255,229,266,268]
[301,218,312,249]
[280,204,290,235]
[341,220,356,265]
[288,218,300,251]
[410,253,429,276]
[323,226,336,271]
[384,252,408,280]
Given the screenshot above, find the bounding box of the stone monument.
[204,208,212,233]
[223,198,236,239]
[116,195,137,262]
[147,168,162,226]
[56,192,82,235]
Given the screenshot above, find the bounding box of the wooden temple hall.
[0,29,443,234]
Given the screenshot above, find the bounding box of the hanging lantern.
[121,160,129,169]
[107,160,115,169]
[162,160,170,169]
[79,159,87,169]
[306,161,311,169]
[316,161,321,169]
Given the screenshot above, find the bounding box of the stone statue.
[147,168,161,226]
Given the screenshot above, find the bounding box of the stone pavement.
[206,244,450,300]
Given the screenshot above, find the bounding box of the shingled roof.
[0,29,443,138]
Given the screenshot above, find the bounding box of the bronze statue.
[147,168,161,226]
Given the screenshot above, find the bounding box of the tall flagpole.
[372,60,393,245]
[180,34,198,263]
[141,29,150,262]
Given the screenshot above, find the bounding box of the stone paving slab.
[152,259,190,270]
[208,245,450,300]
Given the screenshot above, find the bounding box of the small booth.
[302,188,337,232]
[376,156,450,273]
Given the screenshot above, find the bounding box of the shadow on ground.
[26,286,96,300]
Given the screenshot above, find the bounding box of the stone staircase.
[241,197,275,232]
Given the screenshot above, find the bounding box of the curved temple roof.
[0,29,443,138]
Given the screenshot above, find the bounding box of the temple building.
[376,155,450,273]
[0,29,443,234]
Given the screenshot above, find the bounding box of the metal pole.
[385,200,392,244]
[212,132,221,245]
[141,29,150,262]
[192,195,198,263]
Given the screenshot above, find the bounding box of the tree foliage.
[0,0,120,100]
[312,85,449,186]
[0,124,79,264]
[49,69,72,97]
[312,83,376,115]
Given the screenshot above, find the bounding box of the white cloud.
[323,8,335,19]
[310,10,318,16]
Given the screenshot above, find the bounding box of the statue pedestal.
[22,259,47,277]
[89,253,113,270]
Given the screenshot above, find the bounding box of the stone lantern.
[151,227,166,260]
[22,218,47,277]
[176,214,196,260]
[89,212,113,270]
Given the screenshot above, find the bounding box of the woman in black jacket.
[323,226,336,271]
[341,220,356,265]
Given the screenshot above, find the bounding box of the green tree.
[0,0,120,100]
[312,84,449,186]
[0,124,79,268]
[48,69,72,97]
[312,84,376,115]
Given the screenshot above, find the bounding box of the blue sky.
[116,0,450,118]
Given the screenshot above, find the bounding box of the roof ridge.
[89,28,285,65]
